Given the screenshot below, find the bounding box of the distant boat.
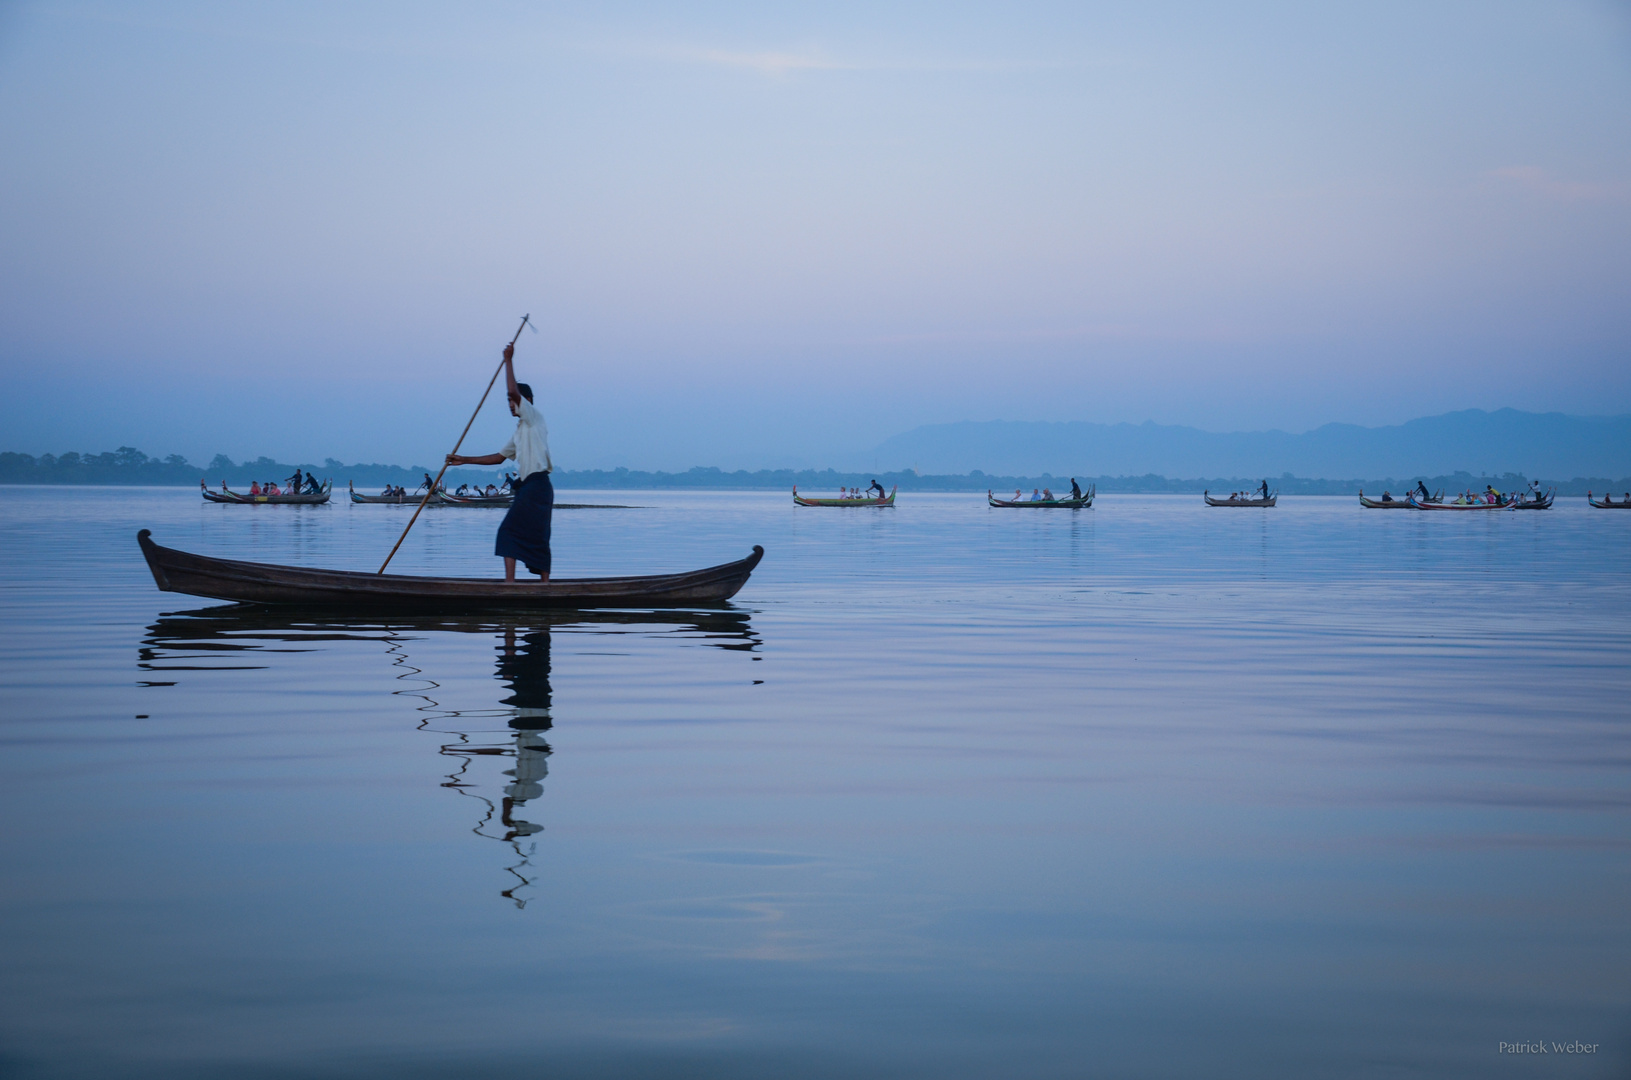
[1408,494,1515,511]
[793,485,896,507]
[439,490,514,507]
[1510,489,1554,510]
[1588,492,1631,509]
[136,530,764,610]
[204,481,331,505]
[1359,489,1442,509]
[988,487,1094,508]
[1204,490,1276,507]
[349,481,436,504]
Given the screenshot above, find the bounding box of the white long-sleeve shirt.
[500,397,553,481]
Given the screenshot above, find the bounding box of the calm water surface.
[1,487,1628,1078]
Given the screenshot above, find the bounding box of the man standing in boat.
[445,343,554,582]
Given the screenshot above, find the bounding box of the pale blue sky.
[1,1,1628,470]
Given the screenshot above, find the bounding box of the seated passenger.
[1029,488,1043,501]
[1042,488,1053,500]
[1381,491,1392,502]
[250,481,261,495]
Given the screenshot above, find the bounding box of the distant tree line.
[2,449,1627,496]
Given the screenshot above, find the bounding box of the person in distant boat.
[502,473,516,492]
[305,471,321,493]
[445,342,553,582]
[1070,479,1082,500]
[1029,488,1043,501]
[1416,481,1431,501]
[1013,490,1022,501]
[1381,491,1393,502]
[250,481,262,495]
[486,484,499,496]
[1258,480,1269,500]
[868,479,885,499]
[286,469,302,491]
[456,483,470,496]
[1042,488,1053,500]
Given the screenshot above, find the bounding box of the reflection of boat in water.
[140,605,759,906]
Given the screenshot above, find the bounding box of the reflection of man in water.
[496,628,553,841]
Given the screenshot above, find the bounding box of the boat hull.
[988,490,1094,508]
[205,482,332,505]
[1204,491,1276,507]
[1408,496,1516,510]
[439,493,514,507]
[137,530,763,609]
[793,485,896,507]
[349,490,440,505]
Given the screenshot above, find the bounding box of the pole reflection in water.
[139,606,760,908]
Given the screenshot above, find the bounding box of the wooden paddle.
[378,315,531,574]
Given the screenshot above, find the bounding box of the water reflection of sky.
[1,489,1628,1078]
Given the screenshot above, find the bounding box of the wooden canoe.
[1204,490,1277,507]
[204,481,332,505]
[137,529,764,609]
[439,491,515,507]
[348,482,440,504]
[1510,489,1554,510]
[1361,488,1446,508]
[1588,493,1631,508]
[988,486,1094,508]
[792,485,896,507]
[1408,495,1515,510]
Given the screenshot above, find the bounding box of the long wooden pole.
[378,315,531,574]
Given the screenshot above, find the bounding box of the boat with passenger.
[204,480,331,505]
[989,484,1093,508]
[1409,488,1515,511]
[1588,492,1631,509]
[349,481,441,505]
[1204,488,1276,507]
[1360,483,1442,508]
[793,485,896,507]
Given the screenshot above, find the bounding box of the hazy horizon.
[3,1,1628,470]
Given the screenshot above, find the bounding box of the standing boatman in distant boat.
[1258,480,1270,501]
[867,479,886,499]
[444,343,554,582]
[1070,478,1083,500]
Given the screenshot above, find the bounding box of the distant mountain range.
[865,409,1631,479]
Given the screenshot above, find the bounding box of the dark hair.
[514,382,533,403]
